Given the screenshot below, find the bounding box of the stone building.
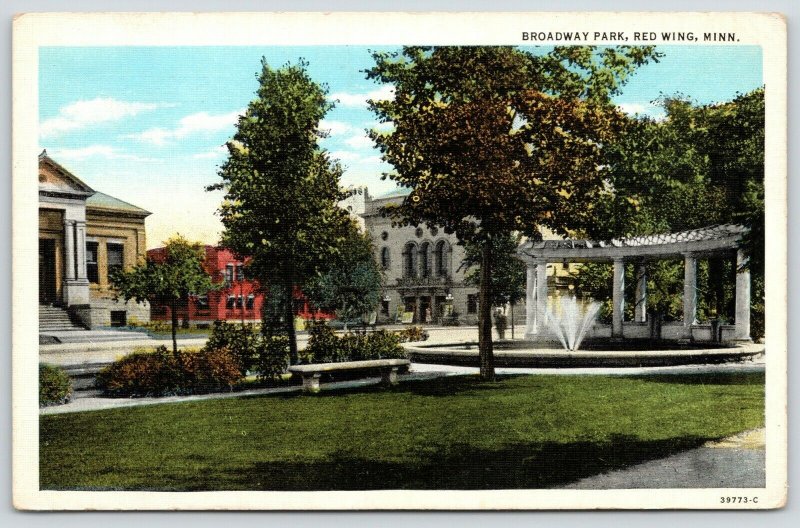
[38,150,151,329]
[361,188,478,325]
[362,187,579,327]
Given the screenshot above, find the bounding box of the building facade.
[38,151,151,328]
[362,189,480,325]
[147,245,333,326]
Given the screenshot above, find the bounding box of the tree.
[367,46,660,380]
[463,233,526,338]
[208,58,353,364]
[584,87,765,337]
[110,235,216,355]
[304,222,383,327]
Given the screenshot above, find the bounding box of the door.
[419,296,431,323]
[39,238,57,304]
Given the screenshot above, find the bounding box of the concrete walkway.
[562,429,766,489]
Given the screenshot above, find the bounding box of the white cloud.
[319,119,352,137]
[40,98,164,138]
[618,102,666,121]
[344,134,375,150]
[329,150,363,162]
[130,109,242,146]
[49,145,155,162]
[192,145,229,160]
[370,120,395,133]
[329,85,395,108]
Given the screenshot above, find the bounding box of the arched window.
[380,247,391,270]
[435,240,450,278]
[420,242,431,278]
[403,242,418,278]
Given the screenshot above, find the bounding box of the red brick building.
[147,245,331,326]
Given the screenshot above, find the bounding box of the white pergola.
[516,225,751,343]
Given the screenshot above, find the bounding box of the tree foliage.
[367,46,660,379]
[463,233,526,308]
[580,88,765,337]
[208,58,353,363]
[111,235,216,354]
[303,221,383,324]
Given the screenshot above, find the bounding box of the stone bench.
[288,359,411,393]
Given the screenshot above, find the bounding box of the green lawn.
[40,372,764,491]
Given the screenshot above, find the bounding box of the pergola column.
[634,262,647,323]
[683,253,698,337]
[524,259,548,339]
[612,258,625,338]
[735,249,751,340]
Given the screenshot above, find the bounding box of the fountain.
[544,296,602,351]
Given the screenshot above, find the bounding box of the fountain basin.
[402,340,765,368]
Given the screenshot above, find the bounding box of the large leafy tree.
[111,235,216,354]
[208,59,353,364]
[304,222,383,326]
[367,46,660,379]
[585,88,765,336]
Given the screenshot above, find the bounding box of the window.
[106,243,124,279]
[381,300,390,317]
[467,294,478,314]
[420,242,431,278]
[196,295,209,309]
[236,295,244,309]
[381,231,388,241]
[225,264,234,284]
[226,295,236,310]
[110,311,126,327]
[235,263,245,281]
[246,294,255,310]
[380,247,391,270]
[415,227,423,238]
[435,240,450,278]
[403,243,417,278]
[86,241,99,283]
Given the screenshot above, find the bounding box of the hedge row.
[304,323,407,364]
[96,346,242,397]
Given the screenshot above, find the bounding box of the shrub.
[205,321,260,375]
[254,336,290,381]
[305,321,342,363]
[396,326,429,343]
[305,322,405,363]
[96,346,243,397]
[368,330,406,359]
[39,363,72,407]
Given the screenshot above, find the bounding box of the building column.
[524,259,548,339]
[63,219,76,281]
[612,258,625,338]
[634,262,647,323]
[735,249,751,341]
[683,253,698,338]
[75,221,88,281]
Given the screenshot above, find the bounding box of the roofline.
[38,150,96,194]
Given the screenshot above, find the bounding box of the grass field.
[40,372,765,491]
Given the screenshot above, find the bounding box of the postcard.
[12,11,787,510]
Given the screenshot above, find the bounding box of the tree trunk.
[170,298,178,356]
[286,282,299,365]
[510,302,515,340]
[478,239,495,381]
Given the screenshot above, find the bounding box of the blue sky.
[39,45,763,248]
